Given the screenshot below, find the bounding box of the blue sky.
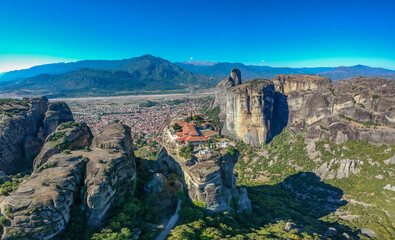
[0,0,394,72]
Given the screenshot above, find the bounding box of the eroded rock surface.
[213,70,395,146]
[0,97,73,174]
[33,122,93,170]
[0,120,136,239]
[277,76,395,145]
[156,119,251,213]
[84,120,136,227]
[214,69,275,146]
[315,159,362,180]
[0,153,86,240]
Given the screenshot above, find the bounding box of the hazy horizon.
[1,54,395,74]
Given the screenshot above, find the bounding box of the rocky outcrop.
[0,120,136,239]
[276,75,395,145]
[272,74,331,94]
[33,122,93,169]
[214,69,275,146]
[156,118,251,213]
[0,97,74,174]
[315,159,362,180]
[0,154,87,240]
[84,120,136,227]
[144,173,181,209]
[42,102,74,137]
[213,70,395,146]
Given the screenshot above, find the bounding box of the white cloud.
[190,57,193,60]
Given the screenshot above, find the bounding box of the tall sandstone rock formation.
[273,75,395,145]
[214,68,276,146]
[0,120,136,239]
[213,70,395,146]
[0,96,73,174]
[156,117,251,213]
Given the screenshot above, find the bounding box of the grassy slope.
[233,129,395,239]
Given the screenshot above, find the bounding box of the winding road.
[155,199,183,240]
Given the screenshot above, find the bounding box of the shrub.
[37,162,56,172]
[226,146,238,156]
[62,149,71,154]
[0,181,19,196]
[229,196,240,211]
[192,199,207,208]
[176,189,186,200]
[180,143,194,158]
[56,140,71,149]
[98,159,106,164]
[178,207,205,222]
[320,125,329,131]
[0,216,10,226]
[49,131,65,142]
[82,157,89,163]
[58,121,78,130]
[173,123,182,131]
[4,206,13,218]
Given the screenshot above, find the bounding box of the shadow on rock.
[267,92,289,143]
[245,172,363,239]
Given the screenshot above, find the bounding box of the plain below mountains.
[0,54,394,98]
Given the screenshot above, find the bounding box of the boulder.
[360,228,377,238]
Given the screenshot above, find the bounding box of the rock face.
[0,120,136,239]
[0,97,74,174]
[42,102,74,137]
[144,173,181,209]
[0,154,87,240]
[272,74,332,93]
[33,122,93,169]
[213,70,395,146]
[84,121,136,227]
[315,159,362,180]
[156,119,251,213]
[276,75,395,145]
[214,69,276,146]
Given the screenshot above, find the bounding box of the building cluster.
[71,99,208,143]
[174,121,210,146]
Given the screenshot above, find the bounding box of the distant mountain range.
[176,62,395,82]
[0,54,394,98]
[0,55,213,98]
[318,65,395,80]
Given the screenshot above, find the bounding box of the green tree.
[173,123,182,131]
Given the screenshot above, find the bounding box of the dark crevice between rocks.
[267,92,289,143]
[54,159,88,240]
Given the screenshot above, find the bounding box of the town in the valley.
[60,94,231,159]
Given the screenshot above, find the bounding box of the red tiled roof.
[174,121,209,143]
[185,136,209,142]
